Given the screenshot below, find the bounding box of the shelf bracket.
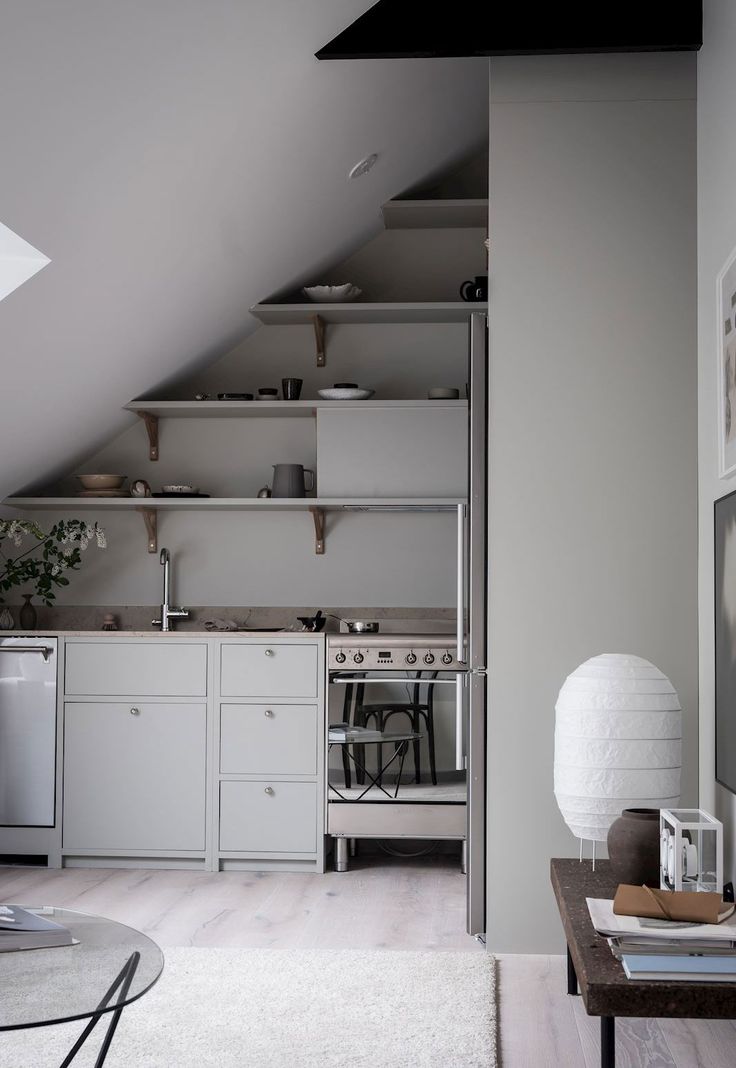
[137,507,158,553]
[309,506,325,555]
[137,412,159,461]
[310,314,326,367]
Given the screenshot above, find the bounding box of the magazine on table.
[0,905,76,951]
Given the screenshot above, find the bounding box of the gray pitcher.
[271,464,315,498]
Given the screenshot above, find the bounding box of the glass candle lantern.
[659,808,723,894]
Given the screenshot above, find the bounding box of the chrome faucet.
[152,548,189,631]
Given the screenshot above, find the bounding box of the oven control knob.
[441,652,453,665]
[353,652,364,664]
[405,652,417,665]
[423,652,435,665]
[335,652,346,664]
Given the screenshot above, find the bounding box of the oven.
[327,633,470,870]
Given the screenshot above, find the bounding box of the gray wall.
[697,3,736,882]
[486,54,697,952]
[22,225,479,608]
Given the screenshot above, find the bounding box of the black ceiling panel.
[316,2,703,60]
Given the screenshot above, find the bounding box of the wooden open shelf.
[125,399,467,419]
[381,198,489,230]
[4,497,466,556]
[250,301,484,326]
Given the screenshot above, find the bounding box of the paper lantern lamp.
[554,654,681,843]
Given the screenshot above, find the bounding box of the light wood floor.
[1,859,734,1067]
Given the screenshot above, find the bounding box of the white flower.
[95,528,107,549]
[51,564,60,577]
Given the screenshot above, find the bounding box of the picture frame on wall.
[717,245,736,478]
[715,488,736,794]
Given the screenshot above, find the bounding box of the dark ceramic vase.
[607,808,660,887]
[19,594,37,631]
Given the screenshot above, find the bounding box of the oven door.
[327,670,467,837]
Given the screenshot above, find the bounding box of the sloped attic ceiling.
[0,1,488,501]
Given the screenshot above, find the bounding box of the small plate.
[318,388,375,400]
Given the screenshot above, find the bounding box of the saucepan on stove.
[346,620,379,634]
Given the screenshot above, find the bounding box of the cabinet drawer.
[220,643,319,698]
[63,702,207,851]
[65,642,207,697]
[219,780,317,853]
[220,704,317,775]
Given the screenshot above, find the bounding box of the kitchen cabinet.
[63,701,207,852]
[219,781,318,853]
[65,641,207,697]
[220,642,319,698]
[220,703,318,776]
[216,636,325,872]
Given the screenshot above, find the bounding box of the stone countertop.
[0,629,326,639]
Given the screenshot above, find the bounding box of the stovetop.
[328,632,465,670]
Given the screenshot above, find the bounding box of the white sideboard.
[0,633,326,873]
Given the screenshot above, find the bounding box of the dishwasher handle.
[0,645,54,662]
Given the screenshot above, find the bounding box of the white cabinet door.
[65,642,207,697]
[219,781,317,853]
[220,643,319,698]
[63,702,207,851]
[220,704,318,775]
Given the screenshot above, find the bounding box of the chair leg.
[426,709,437,786]
[412,710,421,783]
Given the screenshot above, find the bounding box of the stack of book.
[587,895,736,982]
[0,905,74,952]
[328,724,383,742]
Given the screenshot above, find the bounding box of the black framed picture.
[715,488,736,792]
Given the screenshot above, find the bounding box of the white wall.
[697,3,736,881]
[487,54,697,952]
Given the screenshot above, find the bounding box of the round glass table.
[0,906,163,1066]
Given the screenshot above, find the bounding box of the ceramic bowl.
[318,388,375,401]
[77,474,126,491]
[428,387,460,399]
[302,284,362,303]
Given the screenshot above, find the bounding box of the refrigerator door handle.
[455,673,465,770]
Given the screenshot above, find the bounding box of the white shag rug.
[0,948,497,1068]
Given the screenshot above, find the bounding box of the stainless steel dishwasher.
[0,637,57,827]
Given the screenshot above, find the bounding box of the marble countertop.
[0,629,326,639]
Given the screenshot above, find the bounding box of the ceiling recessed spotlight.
[348,153,378,180]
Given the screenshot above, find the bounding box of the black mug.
[459,275,488,302]
[282,378,303,400]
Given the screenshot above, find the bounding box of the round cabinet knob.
[264,648,274,657]
[264,786,274,796]
[423,653,435,665]
[405,652,417,665]
[441,652,453,665]
[353,652,364,664]
[335,652,346,664]
[264,709,274,718]
[130,707,140,716]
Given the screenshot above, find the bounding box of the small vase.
[0,607,14,631]
[19,595,37,631]
[607,808,661,887]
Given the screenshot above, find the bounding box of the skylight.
[0,221,50,302]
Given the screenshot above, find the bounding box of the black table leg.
[566,945,579,995]
[600,1016,615,1068]
[59,951,140,1067]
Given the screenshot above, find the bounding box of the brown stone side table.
[551,858,736,1068]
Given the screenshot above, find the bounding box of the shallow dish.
[162,484,198,494]
[77,474,126,491]
[303,284,362,303]
[77,489,130,498]
[317,388,375,401]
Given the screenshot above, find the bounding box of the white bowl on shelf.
[302,284,362,303]
[318,388,375,401]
